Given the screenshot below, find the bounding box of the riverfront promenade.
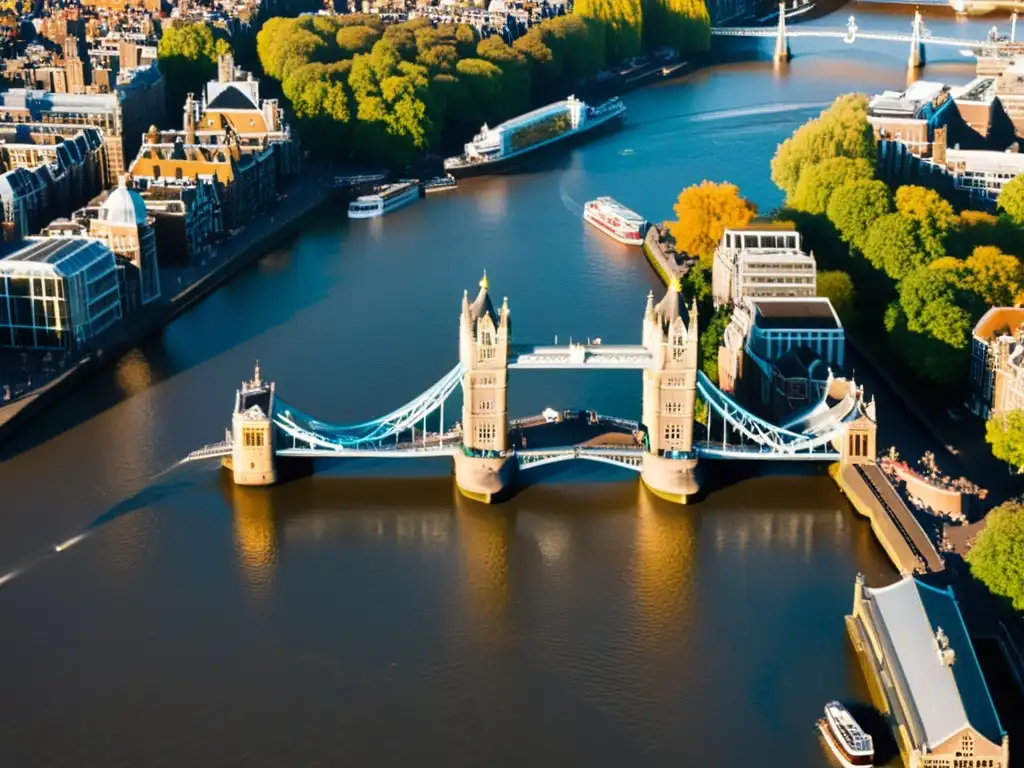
[0,172,333,442]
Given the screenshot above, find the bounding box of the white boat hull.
[817,720,873,768]
[348,190,419,219]
[583,207,644,246]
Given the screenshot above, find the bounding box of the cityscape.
[0,0,1023,765]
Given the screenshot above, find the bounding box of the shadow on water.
[0,233,334,460]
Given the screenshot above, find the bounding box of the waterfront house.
[711,223,816,310]
[967,306,1024,418]
[136,178,221,267]
[88,178,160,306]
[847,574,1009,768]
[0,236,122,350]
[0,166,50,241]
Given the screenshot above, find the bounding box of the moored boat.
[583,197,647,245]
[423,174,457,194]
[443,95,626,179]
[817,701,874,768]
[348,181,420,219]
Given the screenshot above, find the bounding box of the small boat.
[817,701,874,768]
[423,175,457,194]
[348,181,420,219]
[583,197,647,245]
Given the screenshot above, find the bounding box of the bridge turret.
[640,280,701,503]
[227,361,278,486]
[455,273,516,502]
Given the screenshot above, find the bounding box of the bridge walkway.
[839,464,944,574]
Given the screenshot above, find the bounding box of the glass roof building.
[0,236,122,350]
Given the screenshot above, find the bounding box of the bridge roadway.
[508,343,652,369]
[711,25,991,47]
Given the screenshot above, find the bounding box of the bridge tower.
[227,362,278,486]
[454,273,516,503]
[908,9,925,69]
[639,280,702,503]
[774,2,791,64]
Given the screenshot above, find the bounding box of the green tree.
[816,270,856,322]
[966,501,1024,609]
[986,413,1024,474]
[789,157,874,215]
[884,301,970,385]
[476,37,531,118]
[573,0,643,61]
[771,93,876,199]
[158,22,230,119]
[898,265,985,348]
[964,245,1024,306]
[863,213,929,280]
[997,174,1024,226]
[894,185,956,261]
[667,181,757,262]
[826,179,891,253]
[644,0,710,53]
[336,25,381,57]
[454,58,505,127]
[700,306,731,383]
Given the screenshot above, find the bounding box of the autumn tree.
[158,22,230,119]
[771,94,876,199]
[997,174,1024,226]
[574,0,643,62]
[986,412,1024,474]
[789,157,874,215]
[894,185,956,261]
[863,213,929,280]
[645,0,710,53]
[816,270,856,322]
[667,181,757,262]
[967,500,1024,610]
[336,25,381,57]
[826,179,891,253]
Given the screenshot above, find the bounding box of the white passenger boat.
[348,181,420,219]
[583,197,647,245]
[817,701,874,768]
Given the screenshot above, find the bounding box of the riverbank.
[0,174,333,447]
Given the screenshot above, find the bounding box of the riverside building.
[847,574,1009,768]
[0,236,121,350]
[967,306,1024,417]
[711,224,816,310]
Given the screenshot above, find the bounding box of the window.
[664,424,682,442]
[475,424,496,443]
[479,346,495,361]
[478,400,495,412]
[664,401,682,414]
[243,428,265,448]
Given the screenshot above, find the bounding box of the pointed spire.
[645,289,655,318]
[253,360,261,387]
[480,270,488,292]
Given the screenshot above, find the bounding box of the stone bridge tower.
[227,362,278,486]
[454,274,516,503]
[640,280,702,503]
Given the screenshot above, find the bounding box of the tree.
[158,22,230,119]
[667,181,757,261]
[884,301,970,385]
[700,306,731,383]
[863,213,929,280]
[966,501,1024,609]
[771,93,876,199]
[645,0,710,53]
[476,37,531,118]
[789,157,874,215]
[573,0,643,62]
[964,246,1024,306]
[826,179,891,253]
[894,185,956,261]
[987,412,1024,472]
[336,25,381,57]
[898,265,985,348]
[816,270,856,322]
[997,174,1024,226]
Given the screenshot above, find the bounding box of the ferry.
[348,181,419,219]
[817,701,874,768]
[423,174,457,194]
[583,197,647,245]
[444,95,626,179]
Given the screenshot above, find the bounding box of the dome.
[100,180,147,227]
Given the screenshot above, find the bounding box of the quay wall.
[829,462,928,575]
[0,180,332,446]
[642,226,691,286]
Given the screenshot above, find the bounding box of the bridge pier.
[908,10,925,69]
[641,454,702,504]
[774,2,791,63]
[453,452,518,503]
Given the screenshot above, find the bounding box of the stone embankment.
[0,176,333,444]
[642,225,695,286]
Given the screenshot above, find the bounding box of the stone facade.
[968,306,1024,417]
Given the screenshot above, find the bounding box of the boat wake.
[631,100,829,132]
[0,461,194,591]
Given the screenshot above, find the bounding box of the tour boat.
[348,181,420,219]
[423,174,457,194]
[443,95,626,179]
[583,197,647,245]
[817,701,874,768]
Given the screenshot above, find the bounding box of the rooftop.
[944,148,1024,175]
[868,80,949,119]
[973,306,1024,341]
[749,297,840,330]
[864,576,1004,749]
[0,236,112,277]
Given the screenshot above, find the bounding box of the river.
[0,5,1006,764]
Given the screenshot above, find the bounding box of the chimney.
[184,93,196,145]
[935,627,956,667]
[218,52,234,83]
[933,125,948,165]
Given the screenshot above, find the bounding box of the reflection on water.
[114,349,154,398]
[455,487,513,646]
[226,477,278,597]
[472,175,510,223]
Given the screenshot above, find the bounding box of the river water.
[0,6,1006,765]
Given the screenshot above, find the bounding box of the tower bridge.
[713,6,1019,68]
[181,275,878,504]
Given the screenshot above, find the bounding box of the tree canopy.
[816,270,856,321]
[967,500,1024,610]
[826,179,891,253]
[667,181,756,262]
[997,174,1024,226]
[789,156,874,216]
[986,411,1024,473]
[157,22,230,122]
[771,94,875,200]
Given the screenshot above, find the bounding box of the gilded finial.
[253,360,261,386]
[480,271,488,291]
